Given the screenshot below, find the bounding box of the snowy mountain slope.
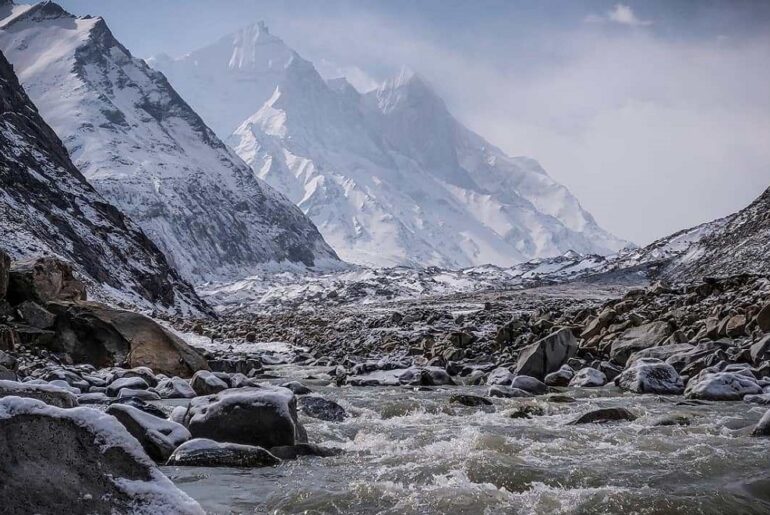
[0,47,207,314]
[659,186,770,279]
[154,24,627,268]
[0,2,339,284]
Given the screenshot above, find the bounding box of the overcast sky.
[57,0,770,245]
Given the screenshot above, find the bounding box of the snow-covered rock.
[106,403,191,462]
[0,396,202,514]
[685,371,762,401]
[0,379,78,407]
[568,367,607,387]
[183,386,307,448]
[0,3,339,285]
[0,41,205,313]
[615,358,684,395]
[152,23,626,269]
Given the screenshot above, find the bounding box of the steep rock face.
[154,24,627,268]
[0,3,339,283]
[661,187,770,280]
[0,47,205,313]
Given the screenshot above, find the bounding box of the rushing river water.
[164,364,770,514]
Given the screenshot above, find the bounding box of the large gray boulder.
[183,386,307,448]
[0,380,77,408]
[615,358,684,394]
[610,321,672,366]
[106,404,191,462]
[515,328,577,380]
[0,397,202,514]
[167,438,280,467]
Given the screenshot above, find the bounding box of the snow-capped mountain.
[0,2,339,284]
[152,23,628,268]
[0,46,206,314]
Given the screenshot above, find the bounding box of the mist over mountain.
[152,23,628,268]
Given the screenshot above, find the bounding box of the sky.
[57,0,770,245]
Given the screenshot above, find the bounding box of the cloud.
[585,4,653,27]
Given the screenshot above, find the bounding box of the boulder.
[106,404,191,462]
[183,386,307,448]
[16,301,55,329]
[299,396,347,422]
[756,303,770,332]
[280,381,312,395]
[166,438,280,467]
[0,397,202,514]
[449,394,492,407]
[488,385,533,398]
[0,325,17,351]
[117,388,161,401]
[0,250,9,300]
[155,377,196,399]
[609,321,672,366]
[487,367,515,385]
[544,365,574,387]
[569,367,607,387]
[515,328,577,380]
[750,335,770,365]
[397,367,455,386]
[615,358,684,395]
[106,376,149,397]
[191,370,228,395]
[569,407,637,424]
[6,257,86,305]
[510,375,548,395]
[0,365,16,381]
[0,380,77,408]
[725,314,747,337]
[47,301,207,376]
[685,372,762,400]
[751,409,770,436]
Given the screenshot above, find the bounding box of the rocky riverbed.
[2,252,770,513]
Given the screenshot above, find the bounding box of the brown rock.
[47,301,208,377]
[756,303,770,332]
[7,257,86,305]
[725,314,747,337]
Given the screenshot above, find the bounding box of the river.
[164,364,770,514]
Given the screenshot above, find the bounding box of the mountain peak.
[375,66,443,114]
[1,0,73,28]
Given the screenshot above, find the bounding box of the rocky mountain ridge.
[0,47,206,313]
[0,2,340,284]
